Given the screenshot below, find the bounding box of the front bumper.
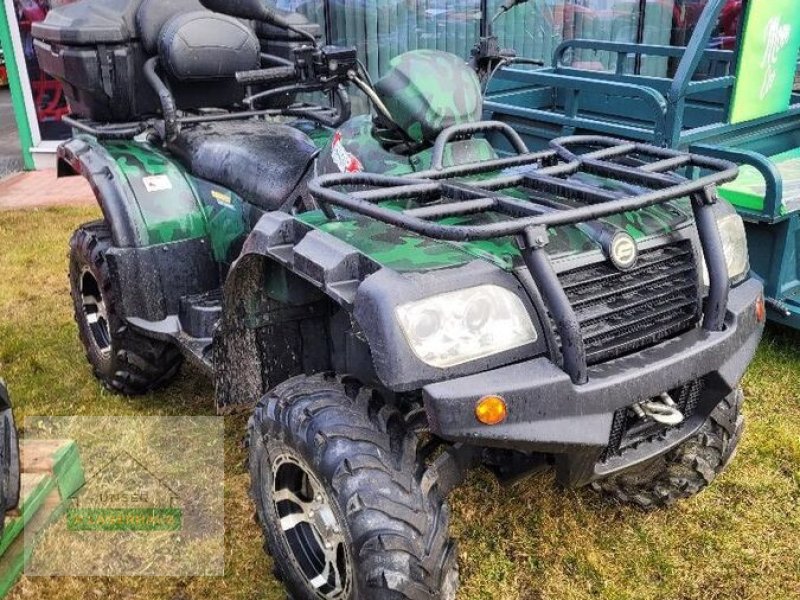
[423,279,765,487]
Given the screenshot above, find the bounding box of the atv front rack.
[308,133,740,385]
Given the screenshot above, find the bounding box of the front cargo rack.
[308,128,740,385]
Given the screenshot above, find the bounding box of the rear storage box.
[32,0,158,122]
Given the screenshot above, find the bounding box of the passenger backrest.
[159,12,260,82]
[136,0,205,55]
[137,0,260,110]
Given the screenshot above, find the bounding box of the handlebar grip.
[236,66,297,85]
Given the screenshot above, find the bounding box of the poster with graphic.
[729,0,800,124]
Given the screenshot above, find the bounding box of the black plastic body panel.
[422,279,764,487]
[352,261,550,393]
[107,239,220,322]
[32,0,143,44]
[32,0,159,121]
[34,39,158,121]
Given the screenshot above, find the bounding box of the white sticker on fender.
[331,131,364,173]
[143,175,173,192]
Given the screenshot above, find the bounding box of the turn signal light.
[475,395,508,426]
[755,295,766,324]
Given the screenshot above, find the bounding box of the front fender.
[58,136,222,250]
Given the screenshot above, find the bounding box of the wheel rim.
[79,268,111,357]
[270,452,352,599]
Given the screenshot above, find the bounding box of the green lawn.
[1,206,799,600]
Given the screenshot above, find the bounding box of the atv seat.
[168,120,318,211]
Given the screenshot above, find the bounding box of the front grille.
[558,240,701,366]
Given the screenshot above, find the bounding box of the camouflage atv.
[35,0,765,598]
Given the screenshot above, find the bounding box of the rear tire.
[248,374,458,600]
[69,221,182,396]
[591,387,744,510]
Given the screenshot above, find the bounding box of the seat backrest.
[136,0,205,55]
[138,0,260,110]
[159,11,260,82]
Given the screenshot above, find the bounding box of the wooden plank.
[0,440,84,599]
[19,440,65,474]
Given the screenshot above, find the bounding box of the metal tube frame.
[308,134,739,385]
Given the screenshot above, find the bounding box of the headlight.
[395,285,537,369]
[717,212,749,283]
[702,205,750,286]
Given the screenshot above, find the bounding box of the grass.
[1,206,799,599]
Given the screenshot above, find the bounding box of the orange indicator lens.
[755,295,766,324]
[475,395,508,426]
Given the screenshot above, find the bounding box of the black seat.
[169,121,318,211]
[137,0,260,110]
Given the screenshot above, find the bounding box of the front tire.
[592,388,745,510]
[248,374,458,600]
[69,221,182,395]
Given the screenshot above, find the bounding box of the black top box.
[33,0,158,122]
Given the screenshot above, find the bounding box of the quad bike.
[34,0,766,598]
[0,381,21,537]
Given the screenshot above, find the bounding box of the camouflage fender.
[58,136,249,263]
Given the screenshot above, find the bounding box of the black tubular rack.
[307,125,740,385]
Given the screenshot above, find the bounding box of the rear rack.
[308,132,740,385]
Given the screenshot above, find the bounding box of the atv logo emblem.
[609,233,639,270]
[331,131,363,174]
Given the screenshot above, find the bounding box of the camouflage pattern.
[374,50,483,144]
[299,183,693,273]
[299,210,476,272]
[105,141,249,260]
[106,141,207,246]
[100,113,693,277]
[315,116,415,177]
[189,177,250,264]
[309,113,695,273]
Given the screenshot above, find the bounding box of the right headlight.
[717,212,750,284]
[701,206,750,287]
[395,285,538,369]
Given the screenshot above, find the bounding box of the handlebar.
[236,65,297,86]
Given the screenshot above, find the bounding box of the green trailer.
[484,0,800,328]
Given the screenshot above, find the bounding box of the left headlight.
[395,285,538,369]
[702,204,750,286]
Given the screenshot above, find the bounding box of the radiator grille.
[558,241,701,366]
